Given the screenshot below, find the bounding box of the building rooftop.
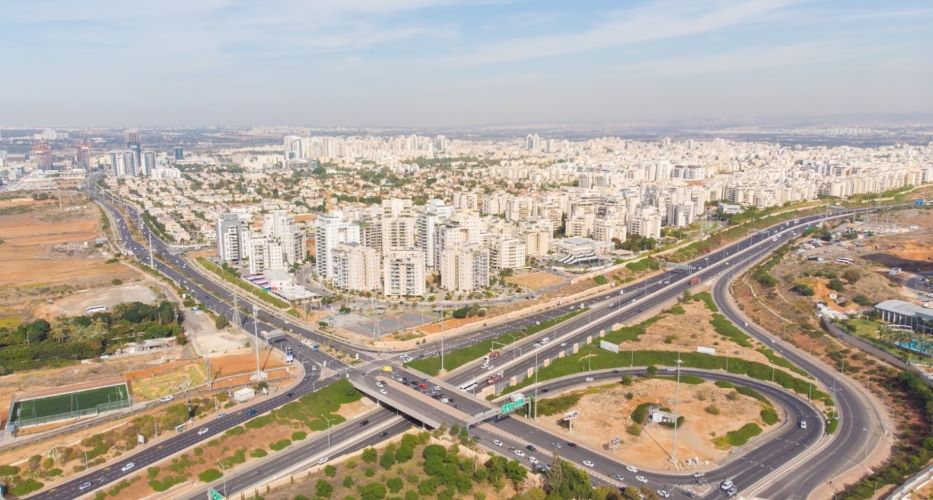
[875,300,933,320]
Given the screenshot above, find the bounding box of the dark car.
[566,442,577,448]
[286,392,294,398]
[360,419,370,427]
[526,445,537,452]
[246,409,258,417]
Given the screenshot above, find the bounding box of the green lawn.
[196,257,291,309]
[12,383,130,424]
[406,308,587,376]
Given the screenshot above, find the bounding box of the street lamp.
[322,415,333,448]
[671,354,684,465]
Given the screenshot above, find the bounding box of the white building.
[314,211,360,279]
[490,236,526,271]
[383,249,426,297]
[440,245,490,293]
[332,243,380,292]
[216,213,250,264]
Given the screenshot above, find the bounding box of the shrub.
[626,424,642,436]
[792,283,814,296]
[250,448,267,458]
[198,468,223,483]
[705,405,720,415]
[827,278,845,292]
[343,476,354,488]
[362,447,378,463]
[315,479,333,498]
[269,439,291,451]
[387,477,404,493]
[760,408,779,425]
[631,402,651,424]
[324,464,337,477]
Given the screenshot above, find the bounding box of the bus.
[85,305,107,314]
[459,379,479,393]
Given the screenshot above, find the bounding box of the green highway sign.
[500,398,525,415]
[208,488,226,500]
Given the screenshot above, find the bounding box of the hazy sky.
[2,0,932,127]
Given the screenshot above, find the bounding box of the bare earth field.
[33,283,159,319]
[506,270,567,291]
[535,379,778,471]
[0,194,140,318]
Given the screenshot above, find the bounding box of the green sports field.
[11,383,130,426]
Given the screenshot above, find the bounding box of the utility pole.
[148,230,154,268]
[252,304,261,379]
[440,307,446,373]
[672,354,683,466]
[534,350,539,421]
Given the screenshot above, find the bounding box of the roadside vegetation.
[0,301,184,374]
[196,256,291,309]
[406,308,587,376]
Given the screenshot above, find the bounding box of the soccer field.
[11,383,130,425]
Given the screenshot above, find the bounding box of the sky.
[2,0,932,127]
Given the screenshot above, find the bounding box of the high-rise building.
[526,133,541,152]
[216,213,251,264]
[383,249,426,297]
[382,216,416,250]
[174,147,184,161]
[125,130,141,168]
[332,243,380,292]
[262,210,306,265]
[141,151,156,176]
[108,150,138,177]
[490,236,526,271]
[75,142,91,169]
[439,245,489,293]
[314,211,360,279]
[31,142,53,170]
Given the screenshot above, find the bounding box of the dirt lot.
[126,360,209,400]
[535,379,778,471]
[33,283,159,319]
[0,193,140,318]
[506,271,567,291]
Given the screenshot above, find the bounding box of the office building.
[174,147,184,161]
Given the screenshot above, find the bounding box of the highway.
[714,267,884,498]
[39,181,895,499]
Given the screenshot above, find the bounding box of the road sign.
[500,398,525,415]
[564,410,579,420]
[600,340,619,353]
[207,488,226,500]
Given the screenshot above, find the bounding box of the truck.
[487,371,504,385]
[690,276,701,286]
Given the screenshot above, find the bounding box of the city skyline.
[2,0,932,127]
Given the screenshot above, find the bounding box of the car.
[217,412,227,418]
[541,337,550,344]
[720,480,734,491]
[379,388,388,395]
[626,465,638,473]
[528,456,539,464]
[727,487,738,497]
[657,490,670,498]
[246,409,258,417]
[433,385,441,391]
[375,381,385,388]
[286,392,294,398]
[198,427,209,436]
[611,473,625,482]
[318,457,329,465]
[682,491,696,498]
[799,420,807,429]
[582,460,594,467]
[533,342,541,348]
[585,376,594,382]
[526,444,537,452]
[635,475,648,483]
[380,431,389,437]
[560,342,567,347]
[159,395,174,403]
[692,472,705,478]
[79,481,92,491]
[121,462,135,472]
[439,397,449,403]
[551,442,562,449]
[566,442,576,448]
[493,439,503,447]
[514,449,525,457]
[360,419,370,427]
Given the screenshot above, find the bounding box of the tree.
[792,283,814,296]
[215,315,229,329]
[544,458,592,499]
[314,479,333,498]
[505,459,527,486]
[357,482,387,500]
[843,269,861,283]
[645,365,658,377]
[22,319,51,343]
[379,445,397,470]
[387,477,403,493]
[323,465,336,477]
[827,278,845,293]
[361,447,378,464]
[395,443,414,463]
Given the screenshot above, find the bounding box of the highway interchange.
[35,184,896,499]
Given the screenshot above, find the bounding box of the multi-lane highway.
[39,182,896,499]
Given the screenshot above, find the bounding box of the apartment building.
[216,212,250,264]
[439,245,490,293]
[383,249,426,297]
[489,236,526,271]
[314,211,361,279]
[331,243,380,292]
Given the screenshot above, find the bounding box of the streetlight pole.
[440,308,445,373]
[672,354,683,466]
[322,415,333,448]
[534,350,539,421]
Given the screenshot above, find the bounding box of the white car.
[159,395,174,403]
[379,388,387,395]
[79,481,92,491]
[560,342,567,347]
[585,377,594,382]
[440,398,450,403]
[121,462,135,472]
[198,427,209,436]
[528,456,539,464]
[375,381,384,388]
[635,475,648,483]
[626,465,638,473]
[318,457,329,465]
[493,439,503,447]
[721,480,734,491]
[582,460,594,468]
[657,490,670,498]
[514,449,525,457]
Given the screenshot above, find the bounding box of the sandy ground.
[535,379,778,471]
[127,361,209,400]
[33,283,159,319]
[208,348,286,380]
[0,194,141,318]
[613,298,779,367]
[186,309,252,356]
[506,271,567,291]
